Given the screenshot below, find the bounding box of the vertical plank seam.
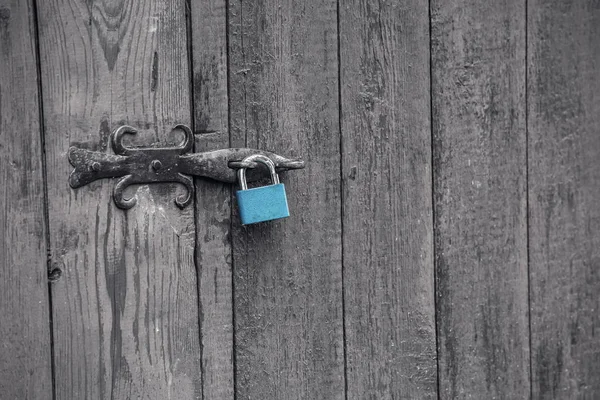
[336,1,348,399]
[427,0,441,398]
[225,1,238,398]
[525,0,533,398]
[110,209,117,400]
[185,0,206,398]
[31,0,57,398]
[241,6,248,150]
[108,16,117,398]
[236,0,253,393]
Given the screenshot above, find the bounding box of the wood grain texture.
[228,1,345,398]
[430,1,530,398]
[0,0,53,398]
[528,1,600,398]
[36,0,202,398]
[339,1,437,398]
[190,0,234,398]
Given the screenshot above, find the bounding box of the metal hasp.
[68,124,305,209]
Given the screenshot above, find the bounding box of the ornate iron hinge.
[68,125,305,209]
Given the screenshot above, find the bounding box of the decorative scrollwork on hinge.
[68,125,305,209]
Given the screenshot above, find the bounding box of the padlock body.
[236,183,290,225]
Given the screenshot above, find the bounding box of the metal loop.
[172,124,194,153]
[237,154,279,190]
[229,160,258,169]
[112,125,138,155]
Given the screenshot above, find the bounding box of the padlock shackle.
[237,154,280,190]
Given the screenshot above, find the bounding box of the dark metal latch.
[68,125,304,209]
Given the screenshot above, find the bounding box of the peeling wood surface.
[430,1,531,398]
[228,1,345,398]
[190,0,234,398]
[1,1,600,399]
[0,0,53,398]
[36,0,202,398]
[339,1,437,398]
[528,1,600,398]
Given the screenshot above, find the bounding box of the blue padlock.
[236,154,290,225]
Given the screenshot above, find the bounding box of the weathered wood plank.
[430,1,530,398]
[190,0,234,398]
[339,1,437,398]
[528,1,600,398]
[37,0,202,398]
[0,0,53,398]
[228,1,345,398]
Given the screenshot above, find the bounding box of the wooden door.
[1,0,599,399]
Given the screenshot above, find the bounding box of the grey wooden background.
[0,0,598,399]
